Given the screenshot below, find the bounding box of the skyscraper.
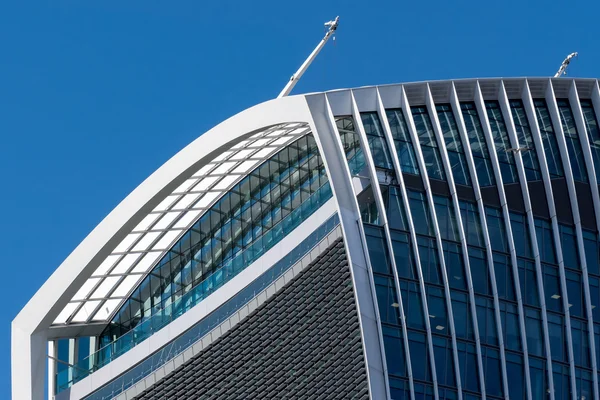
[12,77,600,400]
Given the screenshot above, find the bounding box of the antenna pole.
[554,52,578,78]
[278,16,339,98]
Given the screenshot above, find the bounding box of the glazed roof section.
[53,122,312,326]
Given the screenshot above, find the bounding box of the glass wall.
[360,112,395,170]
[100,134,331,346]
[580,99,600,184]
[510,100,542,181]
[436,104,471,186]
[412,106,446,181]
[461,102,496,187]
[386,109,421,175]
[534,99,564,179]
[557,99,588,183]
[337,116,366,175]
[485,101,518,184]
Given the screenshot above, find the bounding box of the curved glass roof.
[53,122,312,326]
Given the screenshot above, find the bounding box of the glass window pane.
[386,109,420,175]
[581,100,600,184]
[462,102,497,186]
[485,100,519,184]
[412,106,446,181]
[510,100,542,181]
[557,99,588,182]
[437,104,471,186]
[534,99,564,178]
[361,112,395,170]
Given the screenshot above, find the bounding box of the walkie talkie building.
[12,77,600,400]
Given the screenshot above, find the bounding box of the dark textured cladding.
[133,238,369,400]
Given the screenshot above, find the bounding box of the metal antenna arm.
[278,16,339,98]
[554,52,578,78]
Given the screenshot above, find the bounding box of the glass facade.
[412,106,447,181]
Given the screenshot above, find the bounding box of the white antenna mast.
[554,52,578,78]
[278,16,339,98]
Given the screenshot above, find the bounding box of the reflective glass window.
[544,264,563,313]
[433,336,456,387]
[553,363,571,400]
[500,302,521,351]
[391,230,417,280]
[433,195,460,242]
[358,185,380,225]
[581,99,600,184]
[400,280,426,329]
[390,377,411,400]
[482,346,503,397]
[583,230,600,276]
[364,224,392,275]
[486,207,508,253]
[529,356,547,398]
[557,99,588,182]
[525,308,545,357]
[360,112,395,170]
[445,242,466,291]
[566,270,583,318]
[459,201,485,248]
[547,312,566,362]
[518,258,540,307]
[510,212,532,258]
[408,330,433,382]
[510,99,542,181]
[375,275,401,325]
[505,352,525,400]
[589,277,600,321]
[411,106,446,181]
[383,325,407,377]
[408,190,435,236]
[386,109,420,175]
[575,368,593,400]
[387,186,409,231]
[461,102,496,186]
[451,291,474,340]
[536,218,557,264]
[494,253,515,301]
[418,236,442,285]
[560,224,579,271]
[485,101,519,184]
[476,296,498,346]
[336,116,366,175]
[436,104,471,186]
[571,319,591,368]
[427,285,449,335]
[457,340,481,393]
[534,99,564,178]
[470,247,492,296]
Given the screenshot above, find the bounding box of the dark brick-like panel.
[134,239,369,400]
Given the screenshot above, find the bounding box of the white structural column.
[350,88,416,399]
[48,341,56,400]
[545,79,600,400]
[403,86,464,399]
[521,80,577,399]
[472,80,533,400]
[305,93,388,400]
[497,80,556,399]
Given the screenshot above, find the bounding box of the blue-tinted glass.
[544,264,563,313]
[437,104,471,186]
[408,190,435,236]
[469,247,491,296]
[427,285,449,335]
[506,352,525,400]
[517,258,540,307]
[433,336,455,387]
[482,347,503,397]
[557,99,588,182]
[364,224,392,275]
[580,100,600,184]
[389,377,411,400]
[553,363,571,400]
[534,99,564,178]
[445,241,466,290]
[358,185,380,225]
[486,207,508,253]
[400,280,426,329]
[434,195,460,242]
[494,253,515,301]
[476,296,497,346]
[500,302,521,351]
[461,102,496,186]
[419,236,442,285]
[408,330,433,382]
[547,312,566,362]
[485,101,519,184]
[361,112,395,170]
[57,339,70,374]
[336,116,366,175]
[529,357,546,398]
[391,230,417,280]
[510,99,542,181]
[387,186,409,231]
[383,326,407,377]
[566,270,583,318]
[525,308,544,357]
[560,224,579,271]
[583,230,600,276]
[571,319,591,368]
[575,368,593,400]
[457,341,481,393]
[510,212,532,258]
[536,219,557,264]
[459,201,485,247]
[412,106,446,181]
[375,275,400,325]
[589,277,600,321]
[386,109,420,175]
[451,291,474,340]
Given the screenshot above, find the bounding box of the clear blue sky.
[1,0,598,396]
